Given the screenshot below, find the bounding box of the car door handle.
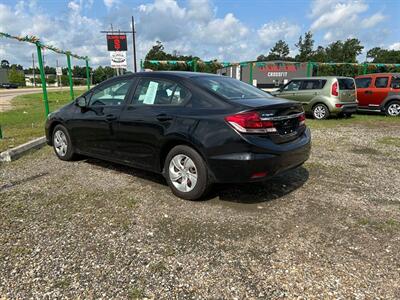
[105,114,117,121]
[156,114,173,121]
[364,90,373,94]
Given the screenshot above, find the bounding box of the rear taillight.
[225,112,277,133]
[298,113,306,126]
[331,81,339,96]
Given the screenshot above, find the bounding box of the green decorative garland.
[0,31,88,60]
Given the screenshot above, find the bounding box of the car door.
[69,78,134,157]
[116,77,192,171]
[372,76,390,106]
[275,80,302,101]
[355,76,373,107]
[298,79,326,104]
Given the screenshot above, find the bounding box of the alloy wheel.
[387,103,400,116]
[53,130,68,157]
[313,105,327,119]
[169,154,198,192]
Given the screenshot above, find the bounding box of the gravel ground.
[1,123,400,299]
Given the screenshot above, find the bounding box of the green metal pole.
[193,59,198,72]
[306,61,312,77]
[363,63,367,75]
[85,59,90,91]
[36,43,50,117]
[66,53,74,100]
[249,63,253,85]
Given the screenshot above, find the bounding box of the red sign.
[107,34,127,51]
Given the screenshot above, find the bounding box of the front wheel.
[385,101,400,116]
[52,124,76,161]
[164,145,210,200]
[312,103,330,120]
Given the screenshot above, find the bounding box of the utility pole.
[32,53,36,87]
[131,16,137,72]
[56,59,59,87]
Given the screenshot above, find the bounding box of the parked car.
[355,73,400,116]
[271,76,358,119]
[45,72,311,200]
[0,83,18,89]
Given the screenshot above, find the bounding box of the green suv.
[271,77,358,119]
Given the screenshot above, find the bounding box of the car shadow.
[83,157,309,205]
[83,157,167,186]
[207,166,309,204]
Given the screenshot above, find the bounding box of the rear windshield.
[192,76,272,100]
[338,78,355,90]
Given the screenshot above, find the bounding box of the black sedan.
[45,72,311,200]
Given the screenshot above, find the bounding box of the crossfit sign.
[107,34,127,51]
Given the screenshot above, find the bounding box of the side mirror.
[76,96,87,108]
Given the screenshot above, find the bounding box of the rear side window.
[375,77,389,88]
[355,77,372,88]
[300,80,326,90]
[132,78,191,106]
[338,78,355,90]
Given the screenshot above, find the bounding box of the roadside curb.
[0,136,46,162]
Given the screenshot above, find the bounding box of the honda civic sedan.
[45,72,311,200]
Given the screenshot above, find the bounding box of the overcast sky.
[0,0,399,70]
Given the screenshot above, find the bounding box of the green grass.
[0,90,85,152]
[377,136,400,147]
[307,114,400,129]
[357,218,400,231]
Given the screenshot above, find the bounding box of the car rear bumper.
[331,102,358,114]
[207,128,311,183]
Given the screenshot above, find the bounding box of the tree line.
[1,59,117,86]
[257,31,400,63]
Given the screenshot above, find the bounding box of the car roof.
[125,71,221,79]
[291,76,354,80]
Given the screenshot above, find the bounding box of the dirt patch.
[1,124,400,298]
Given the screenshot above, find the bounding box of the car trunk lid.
[227,98,306,144]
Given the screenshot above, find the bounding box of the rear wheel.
[164,145,210,200]
[312,103,330,120]
[52,124,76,161]
[385,101,400,116]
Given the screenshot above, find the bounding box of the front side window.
[132,78,191,105]
[89,79,132,106]
[355,77,372,88]
[375,77,389,88]
[283,80,302,92]
[192,76,271,100]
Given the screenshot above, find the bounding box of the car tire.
[312,103,330,120]
[164,145,210,200]
[52,124,76,161]
[385,101,400,116]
